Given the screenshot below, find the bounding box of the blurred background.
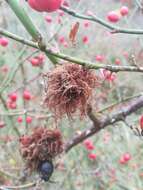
[0,0,143,189]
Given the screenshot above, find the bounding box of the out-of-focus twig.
[61,6,143,35]
[1,28,143,73]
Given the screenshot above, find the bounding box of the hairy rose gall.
[28,0,63,12]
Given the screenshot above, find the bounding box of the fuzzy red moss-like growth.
[19,127,63,171]
[44,63,98,119]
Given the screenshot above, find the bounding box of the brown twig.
[65,95,143,152]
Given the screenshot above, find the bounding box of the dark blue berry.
[38,161,54,182]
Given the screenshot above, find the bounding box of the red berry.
[83,139,92,147]
[17,116,23,123]
[120,153,131,164]
[95,55,104,62]
[59,36,65,44]
[84,21,90,28]
[120,6,129,16]
[28,0,62,12]
[115,58,121,65]
[30,58,40,67]
[83,140,95,150]
[9,92,17,102]
[107,11,120,23]
[45,15,52,23]
[82,36,89,44]
[0,37,9,47]
[26,116,32,124]
[1,65,9,73]
[140,115,143,129]
[23,90,32,101]
[58,10,64,16]
[123,153,131,162]
[7,101,17,109]
[119,157,126,164]
[88,153,97,160]
[63,0,69,7]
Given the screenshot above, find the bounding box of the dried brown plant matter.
[19,127,63,171]
[44,63,98,119]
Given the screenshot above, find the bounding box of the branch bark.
[65,95,143,152]
[1,28,143,74]
[61,6,143,35]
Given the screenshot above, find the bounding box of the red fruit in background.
[9,92,17,102]
[140,115,143,129]
[28,0,63,12]
[95,55,104,62]
[17,116,23,123]
[63,0,69,7]
[83,139,95,150]
[23,90,32,101]
[30,58,40,66]
[107,11,120,23]
[119,157,126,164]
[123,153,131,162]
[82,36,89,44]
[120,153,131,164]
[88,153,97,160]
[84,21,90,28]
[0,37,9,47]
[26,116,32,124]
[7,101,17,109]
[120,6,129,16]
[115,58,121,65]
[45,15,52,23]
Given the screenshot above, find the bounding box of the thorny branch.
[61,6,143,35]
[65,95,143,152]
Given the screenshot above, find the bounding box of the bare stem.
[1,28,143,73]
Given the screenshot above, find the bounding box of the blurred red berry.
[88,153,97,160]
[83,139,95,150]
[95,55,104,62]
[120,6,129,16]
[1,65,9,73]
[63,0,69,7]
[58,10,64,16]
[9,92,17,102]
[84,21,90,28]
[23,90,32,101]
[17,116,23,123]
[0,37,9,47]
[30,58,40,67]
[119,157,126,164]
[7,101,17,109]
[83,139,92,147]
[45,15,52,23]
[123,153,131,162]
[82,36,89,44]
[120,153,131,164]
[59,36,65,44]
[140,115,143,129]
[115,58,121,65]
[107,11,120,23]
[26,116,32,124]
